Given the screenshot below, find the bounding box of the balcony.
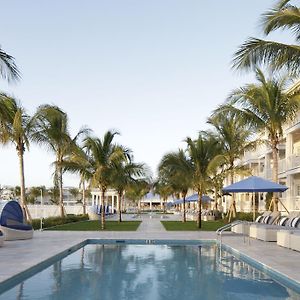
[278,159,286,174]
[288,155,300,170]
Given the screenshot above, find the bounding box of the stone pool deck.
[0,214,300,288]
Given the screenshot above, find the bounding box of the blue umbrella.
[222,176,288,193]
[167,194,212,206]
[222,176,288,221]
[186,193,212,203]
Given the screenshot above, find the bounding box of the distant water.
[1,244,299,300]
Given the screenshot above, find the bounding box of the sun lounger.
[250,212,299,242]
[0,200,33,241]
[232,211,272,235]
[0,231,3,247]
[290,231,300,252]
[249,211,281,240]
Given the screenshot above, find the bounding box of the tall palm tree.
[126,179,151,213]
[0,47,20,82]
[158,150,193,222]
[84,131,129,229]
[111,160,146,222]
[220,68,300,210]
[153,178,173,212]
[186,132,223,228]
[208,112,253,220]
[0,94,34,220]
[63,145,92,215]
[33,105,89,217]
[232,0,300,73]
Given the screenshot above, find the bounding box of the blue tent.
[186,193,212,202]
[222,176,288,193]
[167,194,212,206]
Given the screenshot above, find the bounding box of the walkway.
[137,214,166,232]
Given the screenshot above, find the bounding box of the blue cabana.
[222,176,288,193]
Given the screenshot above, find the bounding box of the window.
[296,185,300,197]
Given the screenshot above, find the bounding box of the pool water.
[1,244,299,300]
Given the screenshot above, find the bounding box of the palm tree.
[208,112,253,220]
[84,131,129,229]
[33,105,89,217]
[0,46,20,82]
[63,145,92,215]
[0,94,34,220]
[220,68,300,211]
[111,160,146,222]
[153,178,173,212]
[232,0,300,73]
[186,132,223,228]
[158,150,193,222]
[126,179,151,213]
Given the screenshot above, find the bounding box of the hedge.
[32,214,89,230]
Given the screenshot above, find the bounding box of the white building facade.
[226,113,300,214]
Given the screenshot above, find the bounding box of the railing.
[289,155,300,169]
[278,158,286,174]
[216,221,250,259]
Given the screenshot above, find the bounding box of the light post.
[40,189,44,231]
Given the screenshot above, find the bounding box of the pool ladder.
[216,220,250,260]
[216,221,250,245]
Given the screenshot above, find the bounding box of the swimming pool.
[0,241,299,300]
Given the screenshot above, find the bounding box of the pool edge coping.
[0,238,299,295]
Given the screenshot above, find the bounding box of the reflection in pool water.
[1,244,299,300]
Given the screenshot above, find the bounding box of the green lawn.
[45,220,142,231]
[161,220,225,231]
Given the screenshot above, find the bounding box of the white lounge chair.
[249,211,281,240]
[251,212,299,242]
[0,200,33,241]
[0,230,3,247]
[231,211,272,235]
[290,231,300,252]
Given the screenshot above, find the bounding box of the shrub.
[32,214,89,230]
[223,212,253,223]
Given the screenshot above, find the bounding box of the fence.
[27,204,85,219]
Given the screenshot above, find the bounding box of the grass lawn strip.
[161,220,225,231]
[45,220,142,231]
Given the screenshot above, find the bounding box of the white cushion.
[263,215,270,224]
[255,216,263,223]
[291,217,300,228]
[279,217,288,226]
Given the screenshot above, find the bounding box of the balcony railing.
[278,159,286,174]
[288,155,300,169]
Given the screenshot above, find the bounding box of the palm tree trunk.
[58,160,65,218]
[228,168,236,222]
[82,180,86,215]
[101,188,106,230]
[214,186,218,210]
[197,189,202,228]
[182,193,186,223]
[118,191,122,222]
[270,142,279,211]
[17,147,31,222]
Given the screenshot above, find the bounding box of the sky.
[0,0,287,187]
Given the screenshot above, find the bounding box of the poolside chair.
[231,211,272,235]
[290,231,300,252]
[0,230,3,247]
[251,211,299,242]
[0,200,33,241]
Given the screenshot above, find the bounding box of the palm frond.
[232,38,300,73]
